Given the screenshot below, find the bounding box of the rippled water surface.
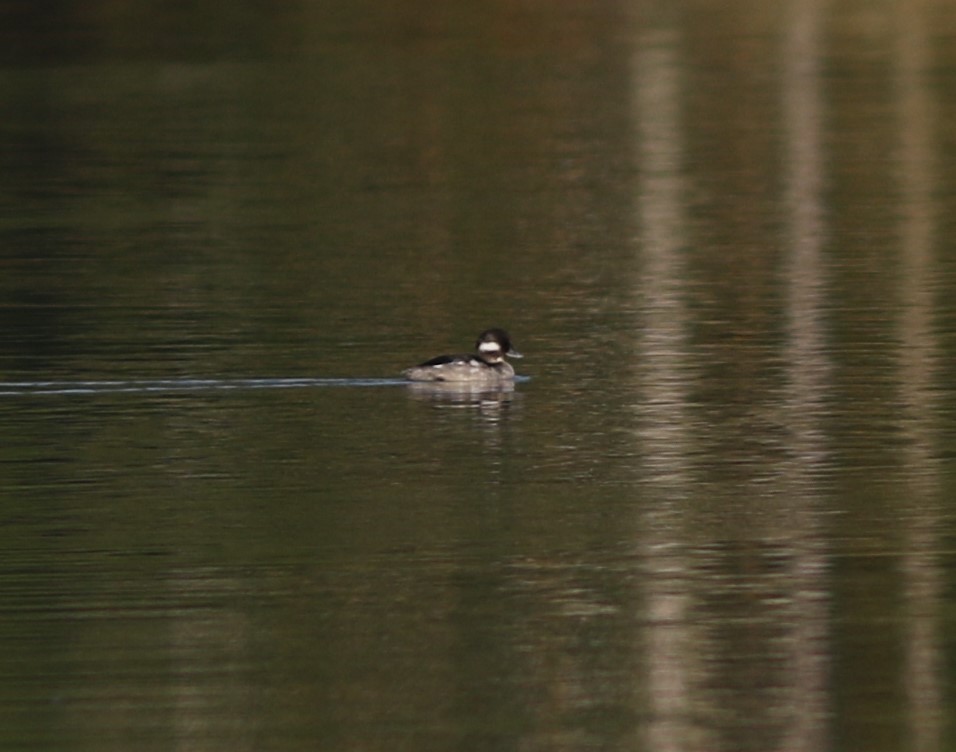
[2,1,956,750]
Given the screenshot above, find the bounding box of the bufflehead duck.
[403,328,523,383]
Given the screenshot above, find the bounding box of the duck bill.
[508,349,524,359]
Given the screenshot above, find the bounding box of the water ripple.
[0,378,410,397]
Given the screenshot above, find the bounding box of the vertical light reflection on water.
[894,1,943,748]
[779,0,830,749]
[165,573,256,750]
[631,27,702,752]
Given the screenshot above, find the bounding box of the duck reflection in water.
[404,380,517,419]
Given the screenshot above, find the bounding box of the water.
[2,1,956,750]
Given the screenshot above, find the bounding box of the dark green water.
[2,1,956,750]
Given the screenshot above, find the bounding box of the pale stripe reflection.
[895,1,943,749]
[780,0,830,749]
[632,28,701,752]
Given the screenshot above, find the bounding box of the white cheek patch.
[478,341,501,354]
